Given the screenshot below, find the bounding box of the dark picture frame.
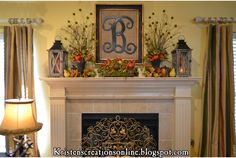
[96,4,143,63]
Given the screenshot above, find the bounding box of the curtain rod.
[0,18,44,25]
[194,17,236,23]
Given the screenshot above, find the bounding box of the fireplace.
[41,77,200,156]
[81,113,159,152]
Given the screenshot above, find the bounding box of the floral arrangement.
[97,57,139,77]
[61,8,96,77]
[59,8,180,78]
[143,9,179,77]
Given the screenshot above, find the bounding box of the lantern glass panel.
[179,51,188,75]
[63,52,68,68]
[50,51,61,74]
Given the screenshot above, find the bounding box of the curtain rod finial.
[33,18,44,24]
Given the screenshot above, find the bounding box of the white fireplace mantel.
[40,77,200,155]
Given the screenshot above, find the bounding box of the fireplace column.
[175,86,192,151]
[49,87,66,151]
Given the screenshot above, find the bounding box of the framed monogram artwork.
[96,4,143,63]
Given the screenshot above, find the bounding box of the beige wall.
[0,1,236,156]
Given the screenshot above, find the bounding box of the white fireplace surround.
[41,77,200,156]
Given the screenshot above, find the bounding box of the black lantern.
[48,40,68,77]
[171,39,192,77]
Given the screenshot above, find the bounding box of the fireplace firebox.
[82,113,159,152]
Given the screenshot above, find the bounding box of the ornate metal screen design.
[82,115,157,152]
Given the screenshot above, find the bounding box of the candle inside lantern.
[179,67,185,74]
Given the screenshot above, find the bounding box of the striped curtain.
[199,24,235,156]
[4,26,39,156]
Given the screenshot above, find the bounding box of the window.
[0,28,5,152]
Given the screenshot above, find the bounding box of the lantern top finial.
[176,39,191,50]
[49,40,66,51]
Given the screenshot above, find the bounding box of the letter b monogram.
[102,16,137,54]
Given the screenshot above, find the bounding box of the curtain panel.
[4,26,34,99]
[4,25,38,156]
[200,24,235,156]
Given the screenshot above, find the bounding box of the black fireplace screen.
[82,113,159,153]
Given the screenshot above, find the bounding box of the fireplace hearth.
[82,113,159,151]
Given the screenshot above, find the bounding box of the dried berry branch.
[61,8,96,59]
[145,10,180,53]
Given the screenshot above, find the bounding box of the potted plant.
[61,9,96,77]
[144,9,180,77]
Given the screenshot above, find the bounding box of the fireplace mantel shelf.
[40,77,200,100]
[40,77,200,86]
[40,77,200,155]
